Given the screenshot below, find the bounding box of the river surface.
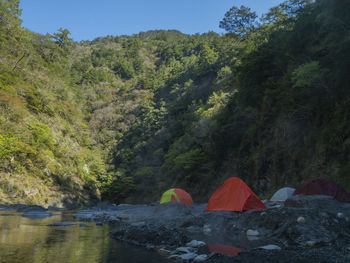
[0,210,169,263]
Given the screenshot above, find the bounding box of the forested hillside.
[0,0,349,206]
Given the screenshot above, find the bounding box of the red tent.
[206,177,266,211]
[293,178,350,202]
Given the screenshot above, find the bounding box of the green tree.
[51,27,73,50]
[219,5,257,36]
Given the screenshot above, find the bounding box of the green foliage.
[28,122,55,150]
[219,5,257,36]
[292,61,324,87]
[0,134,17,159]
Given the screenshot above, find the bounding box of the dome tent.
[160,188,193,205]
[270,187,295,202]
[293,178,350,202]
[206,177,266,211]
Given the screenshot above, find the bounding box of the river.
[0,210,169,263]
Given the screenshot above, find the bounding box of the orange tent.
[206,177,266,211]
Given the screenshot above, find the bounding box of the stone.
[260,212,267,216]
[178,253,198,261]
[246,229,260,236]
[203,225,211,235]
[186,226,202,233]
[186,240,206,248]
[297,216,306,224]
[337,212,344,218]
[247,235,259,241]
[194,254,208,262]
[131,221,146,227]
[176,247,196,254]
[158,248,171,256]
[258,244,281,250]
[21,212,55,219]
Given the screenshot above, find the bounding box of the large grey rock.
[16,205,46,212]
[20,211,55,219]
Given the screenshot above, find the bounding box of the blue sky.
[20,0,284,41]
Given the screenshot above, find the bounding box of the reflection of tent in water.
[206,177,266,211]
[293,178,350,202]
[208,244,243,257]
[160,188,193,205]
[270,187,295,202]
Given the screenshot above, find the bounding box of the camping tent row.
[160,178,267,211]
[160,177,350,211]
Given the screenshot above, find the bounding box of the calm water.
[0,210,169,263]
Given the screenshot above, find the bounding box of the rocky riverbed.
[72,196,350,263]
[2,196,350,262]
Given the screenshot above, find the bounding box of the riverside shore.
[2,196,350,262]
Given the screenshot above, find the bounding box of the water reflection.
[0,211,168,263]
[208,243,244,257]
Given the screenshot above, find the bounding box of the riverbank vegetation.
[0,0,349,205]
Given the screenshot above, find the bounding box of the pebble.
[186,240,206,248]
[297,216,306,224]
[194,254,208,262]
[337,212,344,218]
[246,229,260,236]
[258,244,281,250]
[203,225,212,235]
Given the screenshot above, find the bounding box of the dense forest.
[0,0,349,206]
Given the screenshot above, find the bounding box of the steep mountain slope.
[0,0,349,206]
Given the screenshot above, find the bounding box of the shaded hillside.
[0,1,103,206]
[0,0,349,205]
